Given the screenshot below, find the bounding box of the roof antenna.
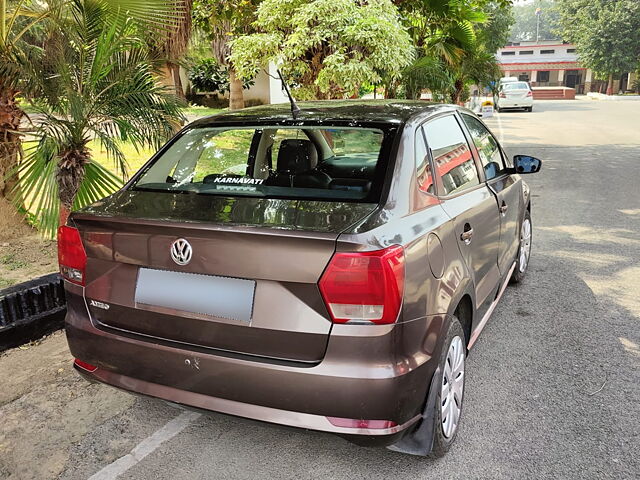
[277,69,300,119]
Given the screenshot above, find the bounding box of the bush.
[188,59,254,94]
[188,59,228,94]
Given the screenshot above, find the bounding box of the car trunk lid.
[73,191,377,363]
[505,88,530,98]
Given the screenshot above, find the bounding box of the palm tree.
[0,0,184,206]
[152,0,192,98]
[400,0,484,63]
[0,0,49,202]
[14,0,184,236]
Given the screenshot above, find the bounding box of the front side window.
[461,114,505,181]
[423,115,479,196]
[131,126,388,202]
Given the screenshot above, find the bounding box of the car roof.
[191,100,457,127]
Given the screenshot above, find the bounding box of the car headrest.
[277,139,318,173]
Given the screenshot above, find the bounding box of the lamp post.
[535,7,541,42]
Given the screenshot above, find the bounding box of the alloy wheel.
[441,335,465,438]
[519,217,532,273]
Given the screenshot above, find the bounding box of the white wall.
[267,62,290,105]
[497,44,578,65]
[242,69,271,103]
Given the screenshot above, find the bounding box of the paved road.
[10,99,640,480]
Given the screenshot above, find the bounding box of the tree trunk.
[0,84,25,206]
[56,146,89,228]
[606,74,614,95]
[450,79,465,105]
[169,62,185,99]
[59,204,70,227]
[228,68,244,110]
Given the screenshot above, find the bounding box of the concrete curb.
[0,273,66,351]
[586,92,640,101]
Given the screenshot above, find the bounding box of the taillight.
[526,90,533,97]
[319,245,405,325]
[58,225,87,285]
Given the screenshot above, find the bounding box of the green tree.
[14,0,184,235]
[230,0,414,100]
[193,0,261,109]
[479,1,515,53]
[510,0,559,42]
[557,0,640,94]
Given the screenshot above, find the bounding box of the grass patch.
[87,139,155,180]
[1,254,28,270]
[182,106,225,117]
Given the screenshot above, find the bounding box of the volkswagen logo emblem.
[170,238,192,266]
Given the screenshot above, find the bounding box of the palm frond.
[449,20,476,50]
[14,145,123,238]
[73,160,123,210]
[12,139,60,238]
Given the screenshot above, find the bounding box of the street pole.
[535,7,541,42]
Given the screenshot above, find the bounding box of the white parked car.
[496,81,534,112]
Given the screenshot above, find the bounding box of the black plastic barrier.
[0,273,66,351]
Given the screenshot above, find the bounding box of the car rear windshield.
[503,82,530,91]
[130,126,391,202]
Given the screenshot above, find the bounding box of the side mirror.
[513,155,542,174]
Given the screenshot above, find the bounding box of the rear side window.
[423,116,479,196]
[415,128,434,194]
[461,114,505,181]
[131,126,388,202]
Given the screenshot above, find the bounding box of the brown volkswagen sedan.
[60,101,541,456]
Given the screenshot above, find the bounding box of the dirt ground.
[0,199,57,289]
[0,331,135,480]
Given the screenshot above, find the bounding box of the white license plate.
[135,268,255,322]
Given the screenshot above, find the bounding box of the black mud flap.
[386,365,441,456]
[0,273,66,351]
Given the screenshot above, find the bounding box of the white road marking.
[88,411,201,480]
[495,110,505,144]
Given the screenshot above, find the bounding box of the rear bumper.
[498,97,534,108]
[74,363,420,438]
[65,289,447,439]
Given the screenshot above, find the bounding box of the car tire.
[387,316,466,457]
[526,107,533,112]
[511,209,532,284]
[430,317,466,458]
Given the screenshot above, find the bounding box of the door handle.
[460,227,474,244]
[500,202,508,215]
